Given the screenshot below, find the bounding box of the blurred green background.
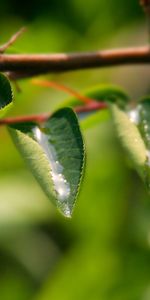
[0,1,150,299]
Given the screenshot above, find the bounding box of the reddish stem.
[0,113,49,125]
[31,79,97,105]
[0,102,107,126]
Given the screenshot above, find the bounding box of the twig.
[0,102,107,126]
[140,0,150,41]
[0,27,26,54]
[31,79,98,105]
[0,46,150,79]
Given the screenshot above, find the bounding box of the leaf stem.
[31,79,98,105]
[0,102,107,126]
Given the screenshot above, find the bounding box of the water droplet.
[64,208,71,218]
[60,203,72,218]
[128,108,140,125]
[144,124,148,129]
[33,127,71,202]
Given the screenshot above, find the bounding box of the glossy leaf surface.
[0,73,13,109]
[8,108,85,217]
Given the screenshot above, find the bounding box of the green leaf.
[59,84,129,109]
[0,73,13,111]
[58,85,129,131]
[109,103,147,179]
[136,98,150,190]
[8,108,85,218]
[137,97,150,149]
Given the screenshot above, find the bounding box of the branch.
[140,0,150,12]
[0,27,26,54]
[0,46,149,79]
[0,102,106,126]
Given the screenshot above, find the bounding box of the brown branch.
[140,0,150,11]
[0,102,107,126]
[0,45,149,79]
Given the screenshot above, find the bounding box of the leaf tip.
[58,202,73,218]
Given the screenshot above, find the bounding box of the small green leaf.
[60,84,129,109]
[58,85,129,131]
[8,108,85,218]
[109,103,147,179]
[0,73,13,110]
